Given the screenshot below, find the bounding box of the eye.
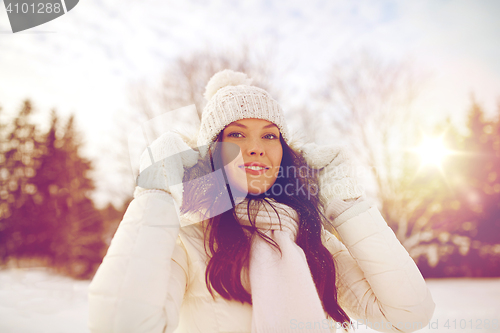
[227,132,244,138]
[263,133,279,140]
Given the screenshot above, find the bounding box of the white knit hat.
[197,69,289,157]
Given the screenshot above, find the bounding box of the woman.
[88,70,435,333]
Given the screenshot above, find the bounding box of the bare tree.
[131,45,280,123]
[316,50,437,252]
[108,45,281,209]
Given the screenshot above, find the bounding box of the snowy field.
[0,268,499,333]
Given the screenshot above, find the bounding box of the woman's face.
[221,118,283,195]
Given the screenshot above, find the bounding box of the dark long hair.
[181,134,351,326]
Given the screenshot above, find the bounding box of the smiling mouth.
[240,165,269,171]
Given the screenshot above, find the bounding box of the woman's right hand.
[135,131,199,206]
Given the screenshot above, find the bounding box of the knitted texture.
[197,70,289,157]
[324,196,366,222]
[300,143,364,203]
[234,199,298,240]
[135,132,199,205]
[203,70,253,100]
[234,199,328,333]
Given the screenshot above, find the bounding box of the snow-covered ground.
[0,268,90,333]
[0,268,499,332]
[354,278,500,333]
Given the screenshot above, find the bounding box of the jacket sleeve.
[322,201,435,333]
[88,191,188,333]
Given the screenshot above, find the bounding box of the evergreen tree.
[34,112,106,278]
[56,114,106,278]
[1,101,106,279]
[0,100,44,262]
[455,101,500,275]
[0,104,10,256]
[416,101,500,277]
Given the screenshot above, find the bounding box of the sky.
[1,0,499,206]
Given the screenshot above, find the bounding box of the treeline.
[1,88,499,279]
[407,101,500,277]
[0,100,121,279]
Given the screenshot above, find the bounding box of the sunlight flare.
[414,136,451,168]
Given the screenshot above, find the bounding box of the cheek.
[272,147,283,167]
[221,142,243,165]
[268,147,283,182]
[221,146,245,184]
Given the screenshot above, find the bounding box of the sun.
[413,136,451,168]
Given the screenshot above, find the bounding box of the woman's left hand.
[300,143,364,205]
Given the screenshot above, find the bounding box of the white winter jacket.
[88,191,435,333]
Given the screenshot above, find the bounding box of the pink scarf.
[235,200,328,333]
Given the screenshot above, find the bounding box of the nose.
[246,138,264,156]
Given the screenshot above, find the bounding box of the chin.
[224,168,276,197]
[228,180,270,198]
[247,189,267,196]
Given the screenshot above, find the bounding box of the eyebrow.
[227,122,278,129]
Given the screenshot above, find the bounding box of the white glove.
[135,132,199,205]
[300,143,364,205]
